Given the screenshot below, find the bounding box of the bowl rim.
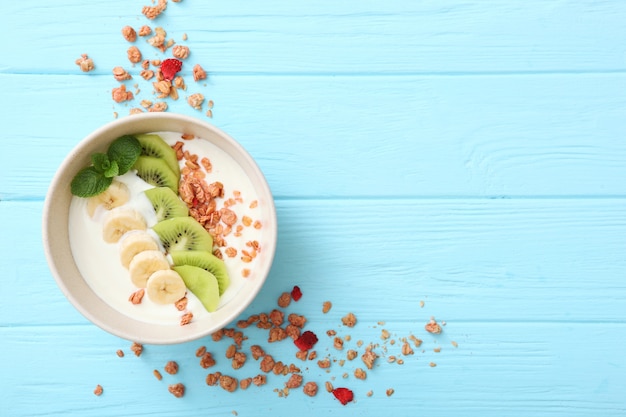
[42,113,277,344]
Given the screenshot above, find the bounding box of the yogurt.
[68,131,267,325]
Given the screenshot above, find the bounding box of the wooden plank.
[1,322,624,416]
[2,73,626,200]
[3,1,626,74]
[6,198,626,326]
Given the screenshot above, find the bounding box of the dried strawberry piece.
[291,285,302,301]
[294,330,318,351]
[332,387,354,405]
[161,58,182,81]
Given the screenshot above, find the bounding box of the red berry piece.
[291,285,302,301]
[161,58,182,81]
[332,387,354,405]
[294,330,318,351]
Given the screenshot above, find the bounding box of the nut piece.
[168,383,185,398]
[93,384,103,396]
[127,46,142,64]
[322,301,332,314]
[75,54,95,72]
[165,361,179,375]
[128,288,144,304]
[172,45,190,59]
[303,381,318,397]
[122,26,137,42]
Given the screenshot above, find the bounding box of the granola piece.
[409,334,423,347]
[402,342,414,356]
[451,341,459,348]
[303,381,318,397]
[187,93,205,110]
[333,337,344,350]
[140,69,155,80]
[130,342,143,357]
[429,362,437,367]
[206,372,221,386]
[380,329,390,340]
[250,345,265,360]
[317,358,331,369]
[326,329,337,337]
[153,369,163,380]
[220,207,237,226]
[346,349,358,361]
[165,361,179,375]
[191,63,207,81]
[112,85,134,103]
[142,0,167,20]
[75,54,95,72]
[232,351,247,370]
[252,374,267,386]
[325,381,334,393]
[288,313,306,328]
[269,309,284,327]
[225,344,237,359]
[180,312,193,326]
[285,374,303,389]
[173,75,186,90]
[295,350,308,361]
[322,301,332,314]
[425,317,442,334]
[138,25,152,36]
[168,383,185,398]
[307,351,317,360]
[260,355,275,373]
[341,312,357,327]
[195,345,207,357]
[285,324,301,340]
[128,288,144,304]
[240,378,252,390]
[361,349,378,370]
[268,327,287,343]
[386,388,395,397]
[127,46,142,64]
[129,108,144,115]
[153,80,172,98]
[277,292,291,308]
[149,102,168,112]
[175,296,188,311]
[354,368,367,380]
[219,375,238,392]
[116,349,124,358]
[113,66,132,81]
[122,26,137,42]
[93,384,103,396]
[172,45,190,59]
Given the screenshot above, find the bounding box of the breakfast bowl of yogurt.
[42,113,277,344]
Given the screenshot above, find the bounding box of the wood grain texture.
[2,0,626,416]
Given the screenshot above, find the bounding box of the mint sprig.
[70,135,142,197]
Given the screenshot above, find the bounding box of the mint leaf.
[104,160,119,178]
[91,153,110,173]
[108,135,142,175]
[70,166,113,197]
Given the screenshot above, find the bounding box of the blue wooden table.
[2,1,625,416]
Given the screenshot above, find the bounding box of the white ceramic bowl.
[42,113,277,344]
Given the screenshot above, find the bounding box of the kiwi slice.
[173,265,220,312]
[134,156,179,193]
[144,187,189,222]
[170,250,230,295]
[135,134,180,178]
[152,217,213,253]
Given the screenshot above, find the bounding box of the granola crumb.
[172,45,190,59]
[325,381,334,392]
[451,341,458,348]
[113,66,132,81]
[220,375,238,392]
[130,342,143,357]
[303,381,318,397]
[429,362,437,367]
[112,85,134,103]
[341,312,357,327]
[180,312,193,326]
[322,301,332,314]
[122,26,137,42]
[116,349,124,358]
[93,384,103,396]
[277,292,292,308]
[367,390,373,397]
[75,54,95,72]
[139,25,152,36]
[127,46,142,64]
[285,374,303,389]
[142,0,167,20]
[386,388,395,397]
[361,350,378,369]
[187,93,205,110]
[354,368,367,380]
[164,361,179,375]
[425,317,442,334]
[168,383,185,398]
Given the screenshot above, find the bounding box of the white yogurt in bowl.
[43,114,277,344]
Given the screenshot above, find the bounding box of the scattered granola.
[130,342,143,357]
[168,383,185,398]
[75,54,95,72]
[341,312,357,327]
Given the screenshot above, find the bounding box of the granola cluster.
[75,1,215,118]
[108,287,455,403]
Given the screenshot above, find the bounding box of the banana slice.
[87,180,130,217]
[128,250,170,288]
[119,231,160,268]
[102,208,147,243]
[146,269,187,305]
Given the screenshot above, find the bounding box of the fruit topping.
[101,208,147,243]
[146,269,187,305]
[144,187,188,222]
[152,217,214,253]
[173,265,220,312]
[160,58,182,81]
[291,285,302,301]
[294,330,318,351]
[332,387,354,405]
[170,250,230,295]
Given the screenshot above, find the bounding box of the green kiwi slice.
[170,250,230,295]
[144,187,189,222]
[134,156,179,193]
[135,134,180,178]
[173,265,220,312]
[152,217,213,253]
